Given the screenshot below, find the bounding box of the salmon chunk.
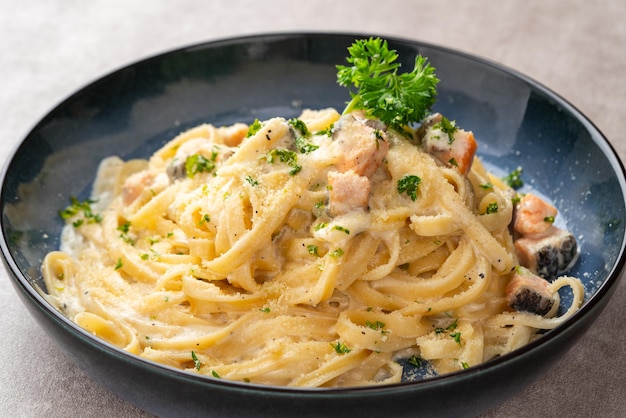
[418,113,477,175]
[327,170,371,216]
[514,226,578,280]
[505,267,556,316]
[514,193,558,236]
[332,111,389,178]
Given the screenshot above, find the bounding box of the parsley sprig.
[337,37,439,131]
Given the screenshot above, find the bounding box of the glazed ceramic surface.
[2,33,625,418]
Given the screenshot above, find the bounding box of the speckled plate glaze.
[2,33,625,418]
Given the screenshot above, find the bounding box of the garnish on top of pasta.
[41,38,584,387]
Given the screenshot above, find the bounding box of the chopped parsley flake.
[185,153,217,178]
[307,244,320,257]
[245,175,259,186]
[450,332,462,345]
[365,320,386,333]
[288,118,312,138]
[141,249,159,261]
[246,119,262,137]
[397,175,422,201]
[330,248,344,258]
[316,124,334,137]
[486,202,498,214]
[59,196,102,227]
[266,149,302,175]
[407,355,424,368]
[332,225,350,234]
[289,119,319,153]
[313,200,325,217]
[117,221,131,233]
[289,165,302,176]
[191,351,202,370]
[331,341,352,354]
[434,116,457,143]
[295,137,319,154]
[504,167,524,189]
[373,129,385,147]
[435,318,458,334]
[314,222,328,231]
[119,232,135,246]
[114,258,123,270]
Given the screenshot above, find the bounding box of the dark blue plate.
[2,33,625,418]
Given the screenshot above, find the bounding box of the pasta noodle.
[41,107,584,387]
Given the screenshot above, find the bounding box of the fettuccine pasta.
[42,107,584,387]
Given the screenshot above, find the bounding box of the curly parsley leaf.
[337,37,439,131]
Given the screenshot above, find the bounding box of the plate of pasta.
[1,33,625,418]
